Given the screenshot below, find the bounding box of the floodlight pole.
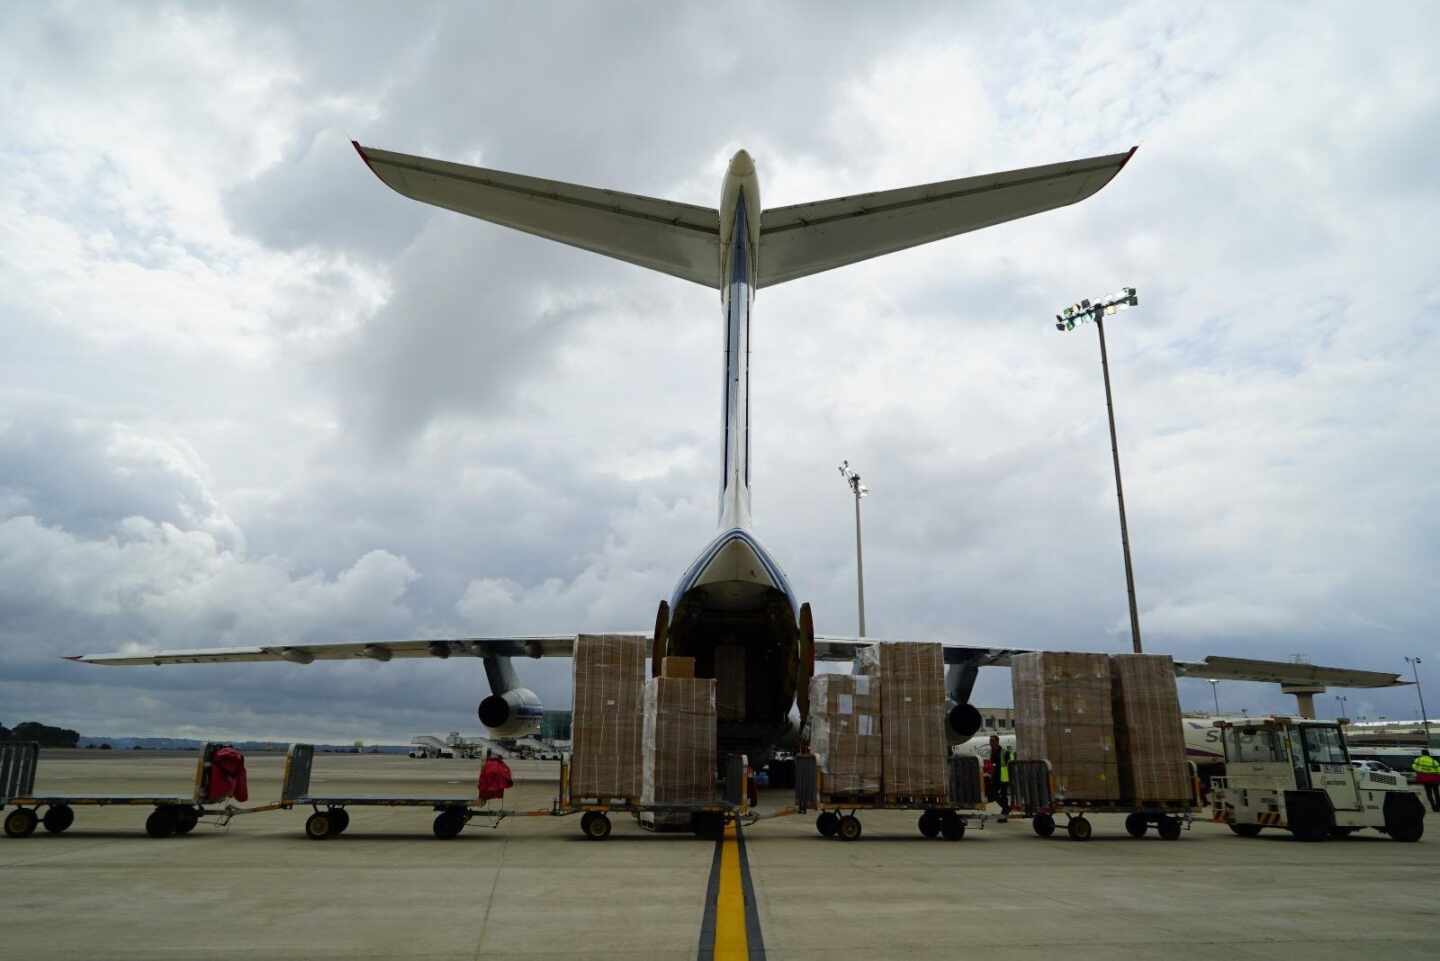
[1407,656,1431,746]
[1095,314,1144,654]
[839,461,868,637]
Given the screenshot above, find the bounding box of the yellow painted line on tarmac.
[713,821,748,961]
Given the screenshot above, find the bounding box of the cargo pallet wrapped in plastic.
[570,634,646,802]
[1110,654,1190,802]
[857,642,948,801]
[641,676,717,808]
[1011,652,1120,802]
[809,674,882,800]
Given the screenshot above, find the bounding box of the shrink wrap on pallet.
[809,674,883,796]
[641,677,717,806]
[570,634,646,801]
[857,643,949,800]
[1110,654,1190,802]
[714,644,747,722]
[1011,652,1120,801]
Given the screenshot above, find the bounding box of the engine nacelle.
[945,701,983,744]
[477,688,544,738]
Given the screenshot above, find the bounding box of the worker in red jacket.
[477,752,514,806]
[206,746,249,803]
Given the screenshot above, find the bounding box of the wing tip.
[63,655,85,661]
[352,140,380,177]
[1118,145,1139,170]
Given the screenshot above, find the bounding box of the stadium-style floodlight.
[838,460,870,637]
[1208,679,1220,715]
[1336,694,1349,723]
[1055,287,1143,653]
[1405,656,1431,746]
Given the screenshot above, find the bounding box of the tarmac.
[3,750,1438,961]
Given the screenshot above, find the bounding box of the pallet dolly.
[1,741,249,838]
[784,754,990,841]
[1010,758,1199,841]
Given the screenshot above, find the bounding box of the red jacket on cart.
[477,756,514,800]
[206,747,249,802]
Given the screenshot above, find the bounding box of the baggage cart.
[277,744,747,841]
[2,741,254,838]
[789,754,989,841]
[1010,758,1200,841]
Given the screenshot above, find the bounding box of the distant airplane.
[69,142,1406,761]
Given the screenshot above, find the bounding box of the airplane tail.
[352,142,1136,290]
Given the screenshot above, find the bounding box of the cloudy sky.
[2,2,1437,742]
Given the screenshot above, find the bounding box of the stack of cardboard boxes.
[1011,652,1121,801]
[808,674,883,797]
[858,642,949,800]
[641,657,717,807]
[570,634,647,801]
[1110,654,1190,801]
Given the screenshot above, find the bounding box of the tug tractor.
[1209,718,1424,842]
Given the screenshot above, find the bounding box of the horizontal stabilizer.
[757,148,1136,287]
[354,143,722,287]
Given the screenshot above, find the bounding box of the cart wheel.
[1066,816,1093,841]
[693,812,724,840]
[1032,814,1056,838]
[1157,815,1182,841]
[4,807,38,838]
[940,812,965,841]
[1124,812,1148,838]
[305,811,333,840]
[583,812,612,841]
[580,811,596,837]
[1228,823,1263,838]
[145,806,179,839]
[173,809,199,835]
[837,814,862,842]
[917,810,941,839]
[42,805,75,835]
[433,809,466,840]
[326,808,350,836]
[816,812,839,838]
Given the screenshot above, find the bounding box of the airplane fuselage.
[665,152,801,760]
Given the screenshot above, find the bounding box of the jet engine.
[477,688,544,738]
[945,700,983,744]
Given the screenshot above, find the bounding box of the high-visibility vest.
[999,748,1014,784]
[1413,754,1440,775]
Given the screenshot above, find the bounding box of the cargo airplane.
[69,142,1406,761]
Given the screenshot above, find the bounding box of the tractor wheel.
[1066,816,1093,841]
[836,814,862,842]
[43,805,76,835]
[1329,826,1356,839]
[145,806,179,839]
[1124,812,1148,838]
[4,808,38,838]
[816,812,839,838]
[1384,793,1425,843]
[1157,815,1183,841]
[940,812,965,841]
[1032,814,1056,838]
[1229,822,1263,838]
[917,810,941,839]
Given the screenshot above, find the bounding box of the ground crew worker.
[1413,750,1440,812]
[987,735,1002,803]
[997,743,1014,821]
[477,751,514,808]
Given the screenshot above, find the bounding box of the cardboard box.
[714,645,746,722]
[1011,652,1120,802]
[641,677,717,806]
[855,643,948,800]
[662,656,695,679]
[570,634,647,800]
[809,673,882,716]
[1111,654,1190,801]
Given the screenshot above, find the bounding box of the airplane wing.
[814,637,1407,688]
[756,148,1137,288]
[352,142,722,287]
[65,634,648,667]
